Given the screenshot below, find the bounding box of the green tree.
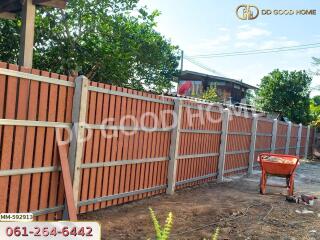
[312,57,320,73]
[0,0,180,93]
[245,89,257,106]
[256,69,312,125]
[202,86,220,102]
[310,95,320,124]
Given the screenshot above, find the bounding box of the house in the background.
[178,70,258,104]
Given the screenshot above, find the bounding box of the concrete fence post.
[271,119,278,153]
[304,125,311,159]
[217,108,230,182]
[296,123,303,157]
[166,99,182,195]
[248,114,258,175]
[69,76,89,206]
[285,121,292,154]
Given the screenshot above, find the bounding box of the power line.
[184,56,226,76]
[187,42,320,58]
[188,42,320,58]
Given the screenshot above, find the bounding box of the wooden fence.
[0,62,316,220]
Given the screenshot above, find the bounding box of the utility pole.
[180,50,184,73]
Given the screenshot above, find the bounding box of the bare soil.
[80,161,320,240]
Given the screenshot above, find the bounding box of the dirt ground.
[80,160,320,240]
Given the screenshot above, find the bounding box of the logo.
[236,4,260,20]
[236,4,317,20]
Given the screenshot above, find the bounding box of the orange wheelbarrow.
[257,153,300,196]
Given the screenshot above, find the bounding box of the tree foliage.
[310,95,320,126]
[256,69,312,125]
[202,86,220,102]
[245,89,257,106]
[311,57,320,82]
[0,0,180,93]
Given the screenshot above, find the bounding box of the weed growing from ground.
[149,207,173,240]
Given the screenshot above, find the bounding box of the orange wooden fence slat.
[8,66,30,213]
[100,84,112,209]
[93,82,106,211]
[0,62,7,154]
[28,69,49,219]
[0,64,19,213]
[128,89,138,201]
[124,88,133,203]
[19,68,40,213]
[87,81,101,212]
[118,88,129,204]
[37,71,57,220]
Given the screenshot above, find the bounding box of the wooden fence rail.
[0,62,316,220]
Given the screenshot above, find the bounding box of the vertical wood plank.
[134,91,143,200]
[0,64,19,213]
[109,85,122,205]
[8,66,30,213]
[38,71,58,220]
[142,93,151,198]
[19,68,40,213]
[0,62,7,152]
[128,89,138,201]
[100,85,112,208]
[285,122,292,154]
[304,125,311,159]
[29,69,50,220]
[123,89,133,202]
[106,85,117,206]
[50,74,68,220]
[87,81,101,212]
[296,123,303,157]
[93,83,107,210]
[114,87,126,205]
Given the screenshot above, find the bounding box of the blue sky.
[139,0,320,96]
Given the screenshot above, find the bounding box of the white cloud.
[259,38,299,50]
[185,34,231,54]
[218,27,230,32]
[234,35,300,53]
[209,35,231,46]
[234,41,256,48]
[236,26,271,40]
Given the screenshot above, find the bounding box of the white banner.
[0,222,101,240]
